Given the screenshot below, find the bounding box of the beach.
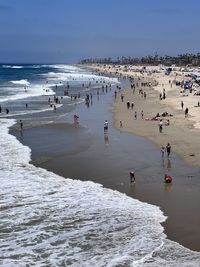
[10,64,200,254]
[87,64,200,166]
[2,63,200,265]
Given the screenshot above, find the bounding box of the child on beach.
[161,147,165,157]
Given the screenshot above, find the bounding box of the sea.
[0,64,200,267]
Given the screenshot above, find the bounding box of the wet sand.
[11,77,200,252]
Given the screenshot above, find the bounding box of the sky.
[0,0,200,63]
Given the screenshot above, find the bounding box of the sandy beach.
[11,66,200,253]
[86,63,200,167]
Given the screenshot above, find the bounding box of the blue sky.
[0,0,200,63]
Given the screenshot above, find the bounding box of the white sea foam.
[38,64,119,84]
[2,65,24,69]
[0,84,55,103]
[10,79,30,86]
[0,118,200,266]
[49,64,81,72]
[45,71,119,85]
[0,104,63,118]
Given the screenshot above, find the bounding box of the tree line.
[79,53,200,66]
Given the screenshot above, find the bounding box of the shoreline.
[10,66,200,252]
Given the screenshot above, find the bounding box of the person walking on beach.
[185,107,189,117]
[104,120,108,133]
[159,120,163,133]
[166,143,171,157]
[131,102,134,109]
[141,110,144,119]
[181,101,184,109]
[120,121,123,128]
[134,111,137,120]
[163,88,166,99]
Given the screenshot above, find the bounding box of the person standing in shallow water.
[104,120,108,133]
[19,120,23,130]
[130,171,135,183]
[166,143,171,157]
[161,147,165,157]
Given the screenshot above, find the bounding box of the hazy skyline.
[0,0,200,63]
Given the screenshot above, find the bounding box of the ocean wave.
[0,84,55,103]
[49,64,81,71]
[2,65,24,69]
[44,71,119,85]
[10,79,30,86]
[0,118,200,266]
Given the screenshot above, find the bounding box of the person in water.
[166,143,171,157]
[130,171,135,183]
[164,174,172,183]
[104,120,108,133]
[19,120,23,130]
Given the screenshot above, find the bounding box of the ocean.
[0,64,200,266]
